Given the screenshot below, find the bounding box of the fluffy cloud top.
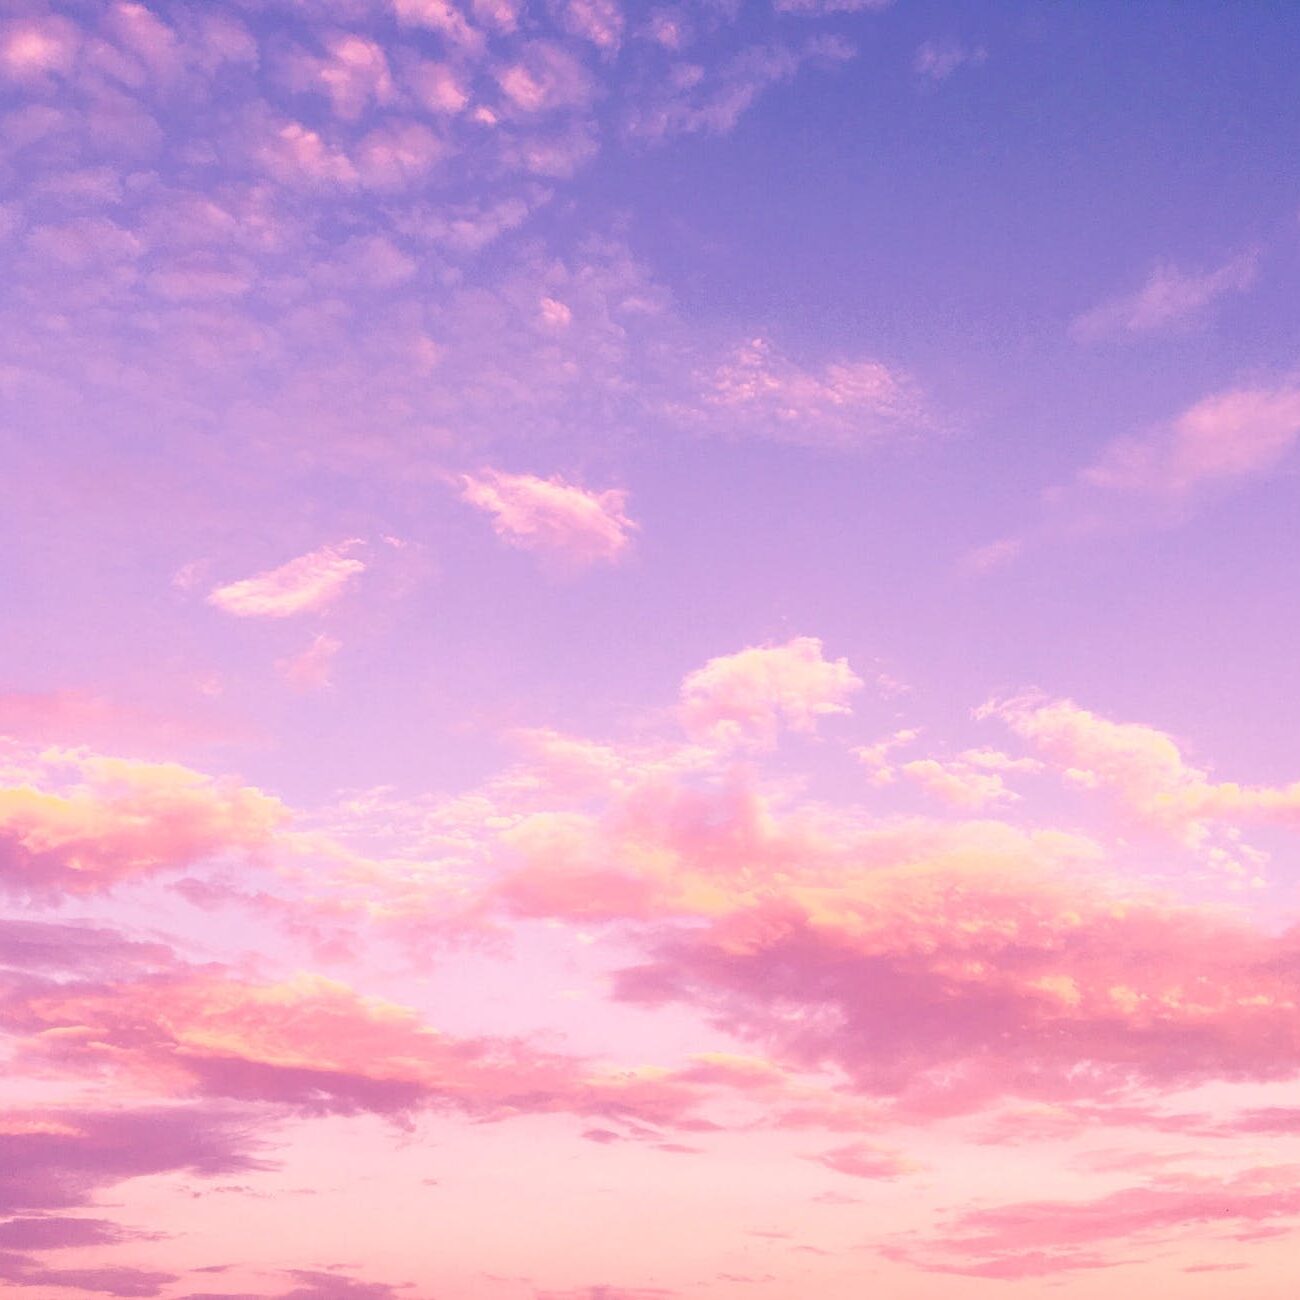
[678,636,863,744]
[0,748,284,896]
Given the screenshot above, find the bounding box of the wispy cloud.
[1072,250,1259,341]
[693,336,927,447]
[1079,380,1300,497]
[913,40,987,83]
[207,542,366,618]
[277,633,342,691]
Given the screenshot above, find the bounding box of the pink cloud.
[402,57,471,114]
[987,693,1300,844]
[257,121,359,187]
[354,118,448,187]
[282,34,396,121]
[678,636,863,745]
[552,0,625,51]
[391,0,485,51]
[0,748,284,896]
[695,336,925,447]
[1079,381,1300,497]
[0,1104,264,1215]
[807,1140,915,1180]
[207,542,366,618]
[496,41,595,114]
[453,733,1299,1110]
[612,842,1300,1110]
[277,634,343,691]
[898,751,1032,810]
[1072,250,1258,341]
[0,14,81,82]
[473,0,524,32]
[887,1164,1300,1277]
[0,923,714,1128]
[459,470,637,565]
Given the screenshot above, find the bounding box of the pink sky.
[4,1,1300,1297]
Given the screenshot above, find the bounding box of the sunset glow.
[4,2,1300,1298]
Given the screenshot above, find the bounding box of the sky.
[3,1,1300,1297]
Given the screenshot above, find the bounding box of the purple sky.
[3,1,1300,1297]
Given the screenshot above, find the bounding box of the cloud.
[0,1252,177,1297]
[207,542,366,618]
[807,1140,915,1179]
[625,38,855,142]
[692,336,925,447]
[497,40,595,114]
[899,748,1039,810]
[774,0,891,14]
[1078,380,1300,498]
[678,636,863,745]
[534,1289,678,1300]
[0,916,175,979]
[886,1164,1300,1277]
[281,35,396,122]
[0,1217,130,1249]
[0,1105,264,1215]
[0,746,284,896]
[456,729,1297,1115]
[987,693,1300,846]
[958,535,1022,574]
[913,40,987,83]
[0,935,712,1129]
[853,728,921,785]
[1072,250,1259,341]
[979,374,1300,558]
[277,634,342,691]
[459,470,637,565]
[552,0,624,51]
[0,14,80,82]
[262,1268,416,1300]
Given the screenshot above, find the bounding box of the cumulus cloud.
[207,542,366,618]
[678,636,863,745]
[613,841,1300,1110]
[987,693,1300,845]
[0,747,284,896]
[459,470,637,565]
[467,706,1300,1114]
[899,748,1039,810]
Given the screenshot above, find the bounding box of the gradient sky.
[3,2,1300,1298]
